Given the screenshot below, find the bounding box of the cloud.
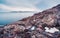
[0,0,60,12]
[4,0,41,7]
[33,0,60,11]
[0,4,41,12]
[42,0,60,9]
[0,0,42,12]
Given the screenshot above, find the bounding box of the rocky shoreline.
[0,4,60,38]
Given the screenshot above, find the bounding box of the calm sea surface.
[0,13,34,25]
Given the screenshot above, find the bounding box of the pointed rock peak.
[53,4,60,11]
[56,4,60,7]
[56,4,60,11]
[53,4,60,8]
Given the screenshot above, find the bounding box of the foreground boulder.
[0,4,60,38]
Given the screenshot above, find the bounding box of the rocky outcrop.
[0,4,60,38]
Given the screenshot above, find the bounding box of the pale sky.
[0,0,60,12]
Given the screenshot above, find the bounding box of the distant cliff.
[0,4,60,38]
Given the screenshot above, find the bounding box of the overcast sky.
[0,0,60,12]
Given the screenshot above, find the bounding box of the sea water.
[0,13,34,25]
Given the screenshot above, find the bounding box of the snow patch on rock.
[45,27,59,33]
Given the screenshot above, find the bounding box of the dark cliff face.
[0,4,60,38]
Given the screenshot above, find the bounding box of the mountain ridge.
[0,4,60,38]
